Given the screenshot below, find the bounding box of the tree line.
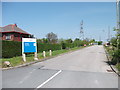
[37,32,97,49]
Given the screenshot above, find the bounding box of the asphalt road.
[2,45,118,88]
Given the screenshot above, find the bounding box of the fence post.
[49,50,52,56]
[43,51,46,58]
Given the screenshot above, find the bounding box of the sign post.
[22,38,38,62]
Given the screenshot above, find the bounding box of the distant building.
[0,24,33,42]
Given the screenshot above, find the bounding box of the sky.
[2,2,117,41]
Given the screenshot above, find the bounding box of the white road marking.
[36,70,62,89]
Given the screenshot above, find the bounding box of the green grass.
[116,63,120,72]
[0,46,85,68]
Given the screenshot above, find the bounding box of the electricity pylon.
[80,20,84,40]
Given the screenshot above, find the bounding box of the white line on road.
[35,70,62,89]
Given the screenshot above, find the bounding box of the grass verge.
[0,46,86,68]
[104,45,120,72]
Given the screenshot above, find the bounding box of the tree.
[46,32,58,44]
[37,39,42,43]
[90,39,95,43]
[110,37,117,47]
[98,41,103,45]
[74,38,81,47]
[37,38,49,43]
[58,38,65,44]
[74,38,80,41]
[61,41,66,49]
[65,39,73,43]
[42,38,49,43]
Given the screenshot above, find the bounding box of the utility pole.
[80,20,84,40]
[108,26,110,42]
[117,0,120,30]
[116,0,120,74]
[116,0,120,49]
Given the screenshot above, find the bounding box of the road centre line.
[35,70,62,89]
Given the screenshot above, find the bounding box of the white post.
[34,52,38,60]
[49,50,52,56]
[43,51,46,58]
[22,53,26,62]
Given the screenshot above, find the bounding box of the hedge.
[37,43,62,52]
[2,40,62,58]
[2,40,89,58]
[61,40,89,49]
[2,40,22,58]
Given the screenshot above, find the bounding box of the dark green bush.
[111,49,120,65]
[37,43,62,52]
[98,41,103,45]
[2,40,22,58]
[61,42,66,49]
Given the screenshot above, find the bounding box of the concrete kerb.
[2,46,88,71]
[104,46,120,76]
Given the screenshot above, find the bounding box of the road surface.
[2,45,118,88]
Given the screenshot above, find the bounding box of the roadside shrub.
[61,42,66,49]
[116,63,120,72]
[111,49,120,65]
[98,41,102,45]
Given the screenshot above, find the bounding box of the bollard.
[22,53,26,62]
[49,50,52,56]
[34,52,38,60]
[43,51,46,58]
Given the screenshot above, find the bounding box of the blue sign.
[22,38,37,53]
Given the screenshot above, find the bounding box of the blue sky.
[2,2,117,41]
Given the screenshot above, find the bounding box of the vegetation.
[2,40,22,58]
[1,46,85,68]
[104,28,120,72]
[2,40,62,58]
[46,32,58,44]
[1,32,96,68]
[98,41,103,45]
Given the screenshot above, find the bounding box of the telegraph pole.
[117,0,120,30]
[116,0,120,74]
[116,0,120,49]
